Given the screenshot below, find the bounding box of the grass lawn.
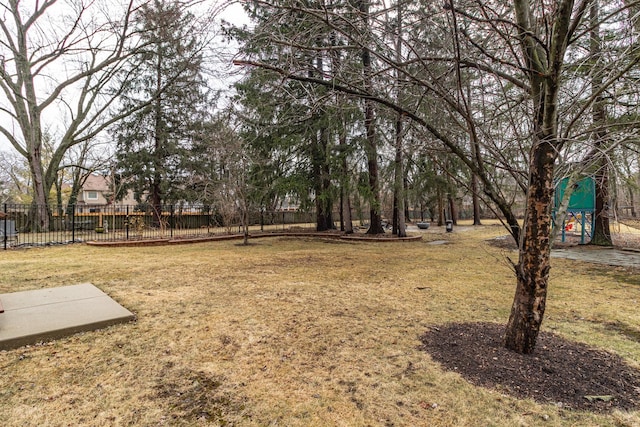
[0,223,639,426]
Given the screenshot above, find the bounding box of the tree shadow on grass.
[419,322,640,412]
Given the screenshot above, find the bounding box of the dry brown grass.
[1,223,640,426]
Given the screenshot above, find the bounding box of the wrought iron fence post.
[170,205,174,238]
[3,203,6,250]
[71,204,76,242]
[126,205,130,240]
[207,206,210,234]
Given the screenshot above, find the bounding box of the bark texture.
[358,0,384,235]
[504,0,579,353]
[589,0,613,247]
[504,142,556,353]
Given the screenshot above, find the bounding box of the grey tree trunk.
[358,0,384,235]
[393,117,406,237]
[392,1,406,238]
[589,0,613,246]
[448,194,458,226]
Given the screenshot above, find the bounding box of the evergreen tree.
[113,0,209,223]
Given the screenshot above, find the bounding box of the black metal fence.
[1,204,322,249]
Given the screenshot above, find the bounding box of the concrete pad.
[0,283,135,351]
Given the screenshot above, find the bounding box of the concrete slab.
[0,283,135,351]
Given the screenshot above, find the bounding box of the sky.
[0,0,249,156]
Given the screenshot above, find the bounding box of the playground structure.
[553,177,596,244]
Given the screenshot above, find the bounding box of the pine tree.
[113,0,209,223]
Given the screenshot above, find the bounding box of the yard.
[0,223,639,426]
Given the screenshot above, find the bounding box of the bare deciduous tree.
[0,0,140,229]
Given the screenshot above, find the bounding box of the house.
[77,174,137,212]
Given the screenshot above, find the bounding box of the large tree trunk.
[338,109,353,234]
[471,174,482,225]
[28,146,50,231]
[504,141,556,354]
[437,190,444,226]
[151,179,162,228]
[504,0,577,354]
[589,0,613,246]
[448,193,458,226]
[321,129,335,231]
[312,49,335,232]
[340,143,354,234]
[359,0,384,235]
[393,115,406,237]
[314,128,335,232]
[55,174,64,217]
[392,0,406,238]
[341,191,353,234]
[404,174,411,222]
[469,128,483,226]
[365,128,385,235]
[152,41,164,229]
[15,13,50,231]
[468,81,483,227]
[242,205,250,245]
[591,170,612,245]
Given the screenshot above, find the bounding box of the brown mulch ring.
[86,231,424,248]
[340,233,423,242]
[419,322,640,412]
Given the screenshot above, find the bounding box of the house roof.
[83,174,110,192]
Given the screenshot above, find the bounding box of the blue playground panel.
[553,177,595,244]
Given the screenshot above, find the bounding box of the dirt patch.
[419,322,640,412]
[485,235,518,250]
[154,365,248,424]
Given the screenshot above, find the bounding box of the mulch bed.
[86,231,423,247]
[340,233,422,242]
[419,322,640,412]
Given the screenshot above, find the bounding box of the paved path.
[551,247,640,269]
[408,223,640,269]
